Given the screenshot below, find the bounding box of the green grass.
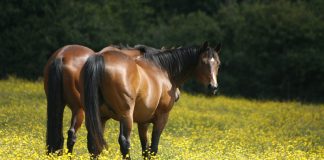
[0,78,323,159]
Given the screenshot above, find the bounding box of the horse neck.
[144,47,201,86]
[172,60,198,86]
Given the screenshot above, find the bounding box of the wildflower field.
[0,78,323,159]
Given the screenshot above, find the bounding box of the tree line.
[1,0,323,101]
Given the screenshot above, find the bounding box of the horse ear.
[161,46,166,50]
[202,41,209,49]
[215,43,221,53]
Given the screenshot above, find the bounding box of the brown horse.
[81,42,221,159]
[44,44,167,154]
[44,45,95,154]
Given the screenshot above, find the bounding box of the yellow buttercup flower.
[0,77,323,159]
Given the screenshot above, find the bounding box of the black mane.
[111,44,161,55]
[134,44,161,54]
[142,47,203,82]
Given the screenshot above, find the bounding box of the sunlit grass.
[0,77,323,159]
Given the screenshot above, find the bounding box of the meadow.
[0,78,323,159]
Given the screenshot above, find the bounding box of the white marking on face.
[210,58,217,87]
[211,70,217,86]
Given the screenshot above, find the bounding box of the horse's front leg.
[138,123,149,158]
[150,113,169,156]
[119,116,133,160]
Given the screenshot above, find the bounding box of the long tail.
[83,54,106,153]
[46,58,64,154]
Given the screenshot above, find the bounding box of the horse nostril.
[208,84,213,90]
[207,84,218,95]
[208,84,217,90]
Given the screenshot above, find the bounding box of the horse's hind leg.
[138,123,150,158]
[63,68,85,153]
[118,116,133,160]
[67,106,84,153]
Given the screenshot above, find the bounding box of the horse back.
[99,46,142,57]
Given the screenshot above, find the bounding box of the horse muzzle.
[207,84,218,95]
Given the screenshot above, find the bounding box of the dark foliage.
[1,0,323,101]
